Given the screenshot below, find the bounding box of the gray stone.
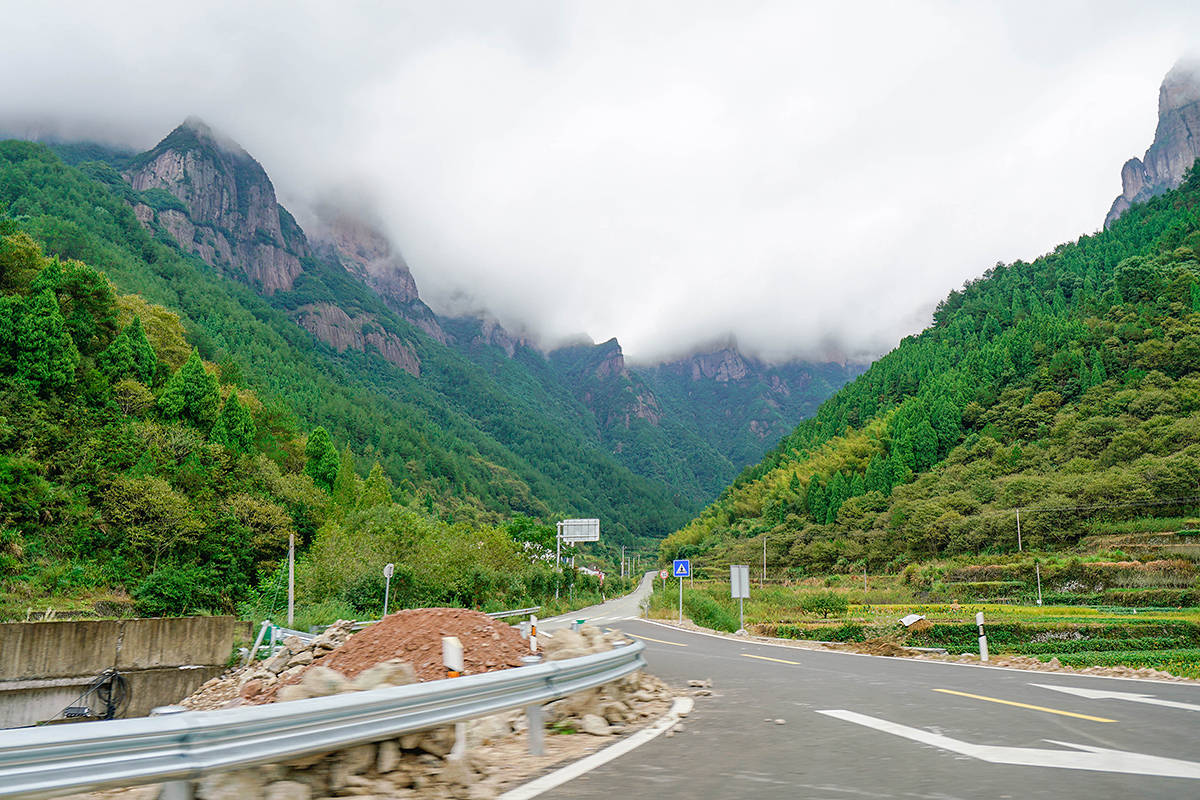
[196,768,265,799]
[277,684,313,703]
[579,714,611,736]
[300,666,350,697]
[377,739,400,773]
[264,651,291,674]
[340,743,376,774]
[265,780,311,800]
[286,650,315,668]
[350,659,417,691]
[440,759,479,786]
[467,713,512,746]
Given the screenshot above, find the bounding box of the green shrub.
[683,590,739,632]
[802,590,849,618]
[134,566,224,616]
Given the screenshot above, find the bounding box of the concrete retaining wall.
[0,617,244,728]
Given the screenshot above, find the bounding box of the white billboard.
[558,518,600,542]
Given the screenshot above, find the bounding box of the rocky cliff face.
[1106,59,1200,227]
[294,303,420,377]
[549,338,662,428]
[125,118,307,292]
[309,211,449,344]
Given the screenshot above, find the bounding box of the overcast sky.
[2,2,1198,363]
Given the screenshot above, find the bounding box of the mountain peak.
[1160,57,1200,116]
[1106,58,1200,227]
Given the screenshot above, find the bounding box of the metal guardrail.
[0,642,645,799]
[485,605,541,619]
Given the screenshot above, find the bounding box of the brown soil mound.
[319,607,528,681]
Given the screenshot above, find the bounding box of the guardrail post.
[521,654,545,755]
[150,706,193,800]
[526,703,545,756]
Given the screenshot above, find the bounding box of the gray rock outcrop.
[125,117,307,292]
[1106,58,1200,227]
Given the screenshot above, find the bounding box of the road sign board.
[659,569,667,579]
[558,518,600,542]
[672,559,690,578]
[730,564,749,598]
[383,563,394,579]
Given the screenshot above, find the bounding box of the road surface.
[539,574,1200,798]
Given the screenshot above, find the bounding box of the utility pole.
[555,521,562,601]
[621,545,625,579]
[1016,508,1023,552]
[287,533,295,627]
[761,535,767,589]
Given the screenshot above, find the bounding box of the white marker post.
[1035,561,1043,606]
[443,636,466,761]
[529,614,538,654]
[976,611,989,662]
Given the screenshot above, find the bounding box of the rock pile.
[175,619,678,799]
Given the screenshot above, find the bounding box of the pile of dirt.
[318,608,529,681]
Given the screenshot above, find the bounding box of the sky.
[1,1,1198,364]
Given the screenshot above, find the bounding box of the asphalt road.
[542,576,1200,799]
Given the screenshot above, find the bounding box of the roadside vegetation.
[648,521,1200,679]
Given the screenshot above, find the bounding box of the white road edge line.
[636,619,1200,688]
[498,696,695,800]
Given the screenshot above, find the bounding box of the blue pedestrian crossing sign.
[672,559,691,578]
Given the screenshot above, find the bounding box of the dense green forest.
[0,223,625,619]
[0,140,696,546]
[663,161,1200,573]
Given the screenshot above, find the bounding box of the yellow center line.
[627,632,688,647]
[933,688,1117,723]
[740,653,801,665]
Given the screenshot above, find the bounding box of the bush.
[134,566,224,616]
[683,590,739,632]
[802,590,849,618]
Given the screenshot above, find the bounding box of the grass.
[648,578,1200,679]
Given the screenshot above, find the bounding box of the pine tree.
[359,462,394,508]
[850,472,866,497]
[805,475,827,525]
[127,318,158,385]
[304,426,340,492]
[158,349,220,429]
[98,330,136,382]
[910,419,939,471]
[210,392,257,453]
[0,295,19,373]
[826,471,850,523]
[16,289,78,394]
[332,445,359,508]
[864,455,887,495]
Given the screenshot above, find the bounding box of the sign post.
[672,559,690,622]
[382,562,394,618]
[731,564,750,634]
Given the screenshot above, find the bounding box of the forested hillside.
[662,161,1200,572]
[0,220,626,620]
[0,140,695,544]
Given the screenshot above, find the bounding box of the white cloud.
[1,0,1197,363]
